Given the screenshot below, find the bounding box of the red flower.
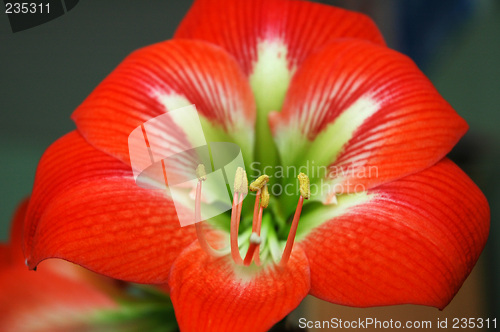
[23,0,489,331]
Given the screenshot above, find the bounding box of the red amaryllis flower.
[23,0,489,331]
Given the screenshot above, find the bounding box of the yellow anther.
[260,184,270,208]
[249,175,269,192]
[234,167,243,192]
[233,167,248,194]
[196,164,207,181]
[298,173,310,199]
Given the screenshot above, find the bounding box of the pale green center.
[249,39,294,172]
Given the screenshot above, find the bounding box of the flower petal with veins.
[176,0,385,76]
[18,1,490,331]
[24,132,197,284]
[169,241,310,332]
[1,200,117,332]
[176,0,385,165]
[72,40,256,167]
[300,159,489,309]
[270,40,468,199]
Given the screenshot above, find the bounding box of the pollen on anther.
[260,184,270,208]
[242,170,249,195]
[249,175,269,191]
[233,167,248,194]
[298,173,310,199]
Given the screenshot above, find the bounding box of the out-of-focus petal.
[1,199,117,332]
[299,159,489,309]
[0,266,117,332]
[24,131,197,284]
[169,241,310,332]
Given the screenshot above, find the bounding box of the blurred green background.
[1,0,499,327]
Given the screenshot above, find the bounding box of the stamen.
[260,184,270,209]
[243,187,261,266]
[244,181,270,266]
[230,167,247,264]
[195,164,207,181]
[230,192,243,264]
[233,167,247,194]
[253,184,269,265]
[298,172,310,199]
[242,185,261,265]
[251,189,261,232]
[237,169,248,220]
[252,203,264,266]
[242,170,249,194]
[194,164,223,257]
[281,173,309,266]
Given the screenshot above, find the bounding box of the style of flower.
[22,0,490,331]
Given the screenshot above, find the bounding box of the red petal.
[25,131,196,284]
[0,265,116,332]
[175,0,384,75]
[72,39,255,165]
[271,40,468,196]
[169,241,310,332]
[300,159,489,309]
[1,200,117,332]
